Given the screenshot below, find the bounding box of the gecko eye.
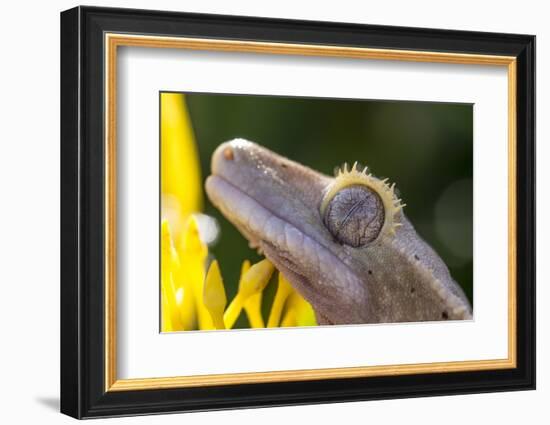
[320,162,406,246]
[323,185,385,247]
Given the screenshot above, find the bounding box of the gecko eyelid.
[320,162,405,246]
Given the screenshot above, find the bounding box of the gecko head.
[205,139,404,324]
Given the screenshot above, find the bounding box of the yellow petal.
[179,215,213,330]
[223,295,244,330]
[181,215,208,259]
[161,220,184,331]
[244,292,264,328]
[224,259,273,328]
[171,270,197,330]
[239,259,274,299]
[267,272,293,327]
[203,260,227,330]
[242,259,264,328]
[161,92,202,241]
[285,290,317,327]
[239,260,251,287]
[280,309,297,327]
[222,260,249,329]
[161,277,173,332]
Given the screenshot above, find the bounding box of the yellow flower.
[223,259,274,328]
[160,92,317,331]
[283,290,317,327]
[161,92,202,245]
[203,260,227,330]
[163,218,317,330]
[160,220,183,332]
[161,92,206,332]
[178,216,212,330]
[269,273,317,328]
[241,261,265,328]
[267,273,293,327]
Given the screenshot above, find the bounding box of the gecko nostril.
[223,147,234,161]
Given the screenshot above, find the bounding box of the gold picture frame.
[104,33,517,392]
[61,6,535,419]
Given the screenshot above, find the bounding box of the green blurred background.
[184,93,473,326]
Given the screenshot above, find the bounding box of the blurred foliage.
[183,93,473,322]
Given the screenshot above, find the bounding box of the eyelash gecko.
[205,139,472,325]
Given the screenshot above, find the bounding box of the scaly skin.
[205,139,472,325]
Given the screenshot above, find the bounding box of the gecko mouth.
[211,194,317,303]
[205,174,314,282]
[205,174,317,269]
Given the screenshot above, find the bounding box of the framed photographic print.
[60,6,535,419]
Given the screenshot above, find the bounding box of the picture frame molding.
[61,5,535,419]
